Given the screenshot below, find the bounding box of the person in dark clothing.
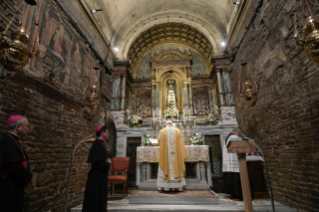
[82,125,111,212]
[0,115,34,212]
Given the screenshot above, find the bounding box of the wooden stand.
[227,140,256,212]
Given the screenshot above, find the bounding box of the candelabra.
[152,121,156,138]
[189,121,193,138]
[183,121,188,144]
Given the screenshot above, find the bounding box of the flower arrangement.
[163,110,180,119]
[129,115,142,127]
[189,133,203,145]
[205,113,218,125]
[143,134,152,146]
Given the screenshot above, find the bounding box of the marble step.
[129,189,219,205]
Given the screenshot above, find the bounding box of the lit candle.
[309,16,313,23]
[93,84,96,88]
[20,28,25,33]
[245,81,248,85]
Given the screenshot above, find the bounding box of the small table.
[136,145,212,188]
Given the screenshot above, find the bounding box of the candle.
[189,109,191,120]
[183,109,185,117]
[164,110,166,119]
[245,81,248,85]
[153,109,155,118]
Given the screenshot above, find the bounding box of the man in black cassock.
[82,125,111,212]
[0,115,34,212]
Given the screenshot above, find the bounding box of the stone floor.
[71,193,298,212]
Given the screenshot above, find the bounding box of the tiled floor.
[71,193,298,212]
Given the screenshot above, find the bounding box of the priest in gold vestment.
[156,120,186,191]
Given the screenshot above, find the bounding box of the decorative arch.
[127,23,214,78]
[115,10,226,58]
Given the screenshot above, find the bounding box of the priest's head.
[6,115,30,138]
[165,120,173,126]
[96,125,109,141]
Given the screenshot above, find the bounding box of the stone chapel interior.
[0,0,318,212]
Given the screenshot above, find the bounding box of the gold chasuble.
[157,124,186,191]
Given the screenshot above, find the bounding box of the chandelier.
[293,0,319,63]
[239,63,258,110]
[0,0,39,72]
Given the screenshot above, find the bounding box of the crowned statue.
[166,80,178,117]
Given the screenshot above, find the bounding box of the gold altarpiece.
[150,50,192,117]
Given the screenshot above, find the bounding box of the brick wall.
[228,1,319,211]
[0,0,112,211]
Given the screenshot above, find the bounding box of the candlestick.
[183,109,185,117]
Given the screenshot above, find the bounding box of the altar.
[136,145,212,189]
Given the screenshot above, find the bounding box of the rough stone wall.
[228,1,319,211]
[0,0,113,211]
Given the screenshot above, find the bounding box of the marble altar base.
[138,179,210,190]
[128,189,219,205]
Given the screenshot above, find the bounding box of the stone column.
[200,162,207,184]
[112,60,130,128]
[183,81,189,115]
[216,69,225,106]
[120,77,126,110]
[188,85,193,115]
[152,84,156,113]
[155,82,160,116]
[222,71,235,105]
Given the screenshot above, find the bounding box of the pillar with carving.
[212,56,237,124]
[111,60,131,127]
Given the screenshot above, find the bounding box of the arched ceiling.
[85,0,235,58]
[128,22,213,77]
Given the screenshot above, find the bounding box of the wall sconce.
[239,63,258,110]
[293,0,319,63]
[0,0,39,72]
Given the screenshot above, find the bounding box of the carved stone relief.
[219,106,237,124]
[192,87,210,115]
[136,89,152,117]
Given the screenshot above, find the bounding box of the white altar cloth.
[136,145,212,187]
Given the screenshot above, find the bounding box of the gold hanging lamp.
[0,0,39,72]
[239,63,258,110]
[293,0,319,63]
